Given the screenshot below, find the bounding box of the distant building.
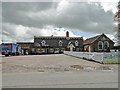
[34,31,83,54]
[17,42,34,55]
[84,33,114,52]
[17,33,114,54]
[17,31,83,54]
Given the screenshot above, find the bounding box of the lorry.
[1,43,22,56]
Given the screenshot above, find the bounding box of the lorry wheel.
[16,53,19,56]
[5,54,9,57]
[12,53,16,56]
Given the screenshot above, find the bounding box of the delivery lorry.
[1,43,22,56]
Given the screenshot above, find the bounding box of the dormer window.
[75,41,79,46]
[41,40,46,46]
[59,40,63,46]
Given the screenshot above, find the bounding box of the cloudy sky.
[1,0,119,43]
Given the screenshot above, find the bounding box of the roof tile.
[84,34,101,45]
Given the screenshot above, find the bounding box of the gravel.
[2,54,118,73]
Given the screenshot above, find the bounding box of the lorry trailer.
[1,43,22,56]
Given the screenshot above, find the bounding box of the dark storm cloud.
[0,2,1,27]
[2,2,57,28]
[2,2,116,42]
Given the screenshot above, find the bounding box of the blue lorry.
[1,43,22,56]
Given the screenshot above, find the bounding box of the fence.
[103,52,119,63]
[64,51,119,63]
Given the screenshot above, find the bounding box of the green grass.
[103,58,118,61]
[103,57,120,63]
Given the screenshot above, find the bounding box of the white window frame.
[55,48,59,53]
[41,40,46,46]
[61,48,65,52]
[41,48,45,52]
[98,41,103,50]
[84,45,88,51]
[55,48,59,51]
[50,48,54,52]
[37,48,40,52]
[75,41,79,46]
[104,41,109,50]
[59,40,63,46]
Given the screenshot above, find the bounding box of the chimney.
[66,31,69,37]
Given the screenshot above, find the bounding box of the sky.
[1,0,119,43]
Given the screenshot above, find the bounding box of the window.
[61,48,65,52]
[2,45,5,50]
[55,48,59,51]
[75,41,79,46]
[41,49,45,52]
[32,48,35,51]
[59,40,63,46]
[104,41,109,50]
[3,45,8,50]
[36,49,40,52]
[41,40,46,46]
[76,48,79,51]
[84,45,88,51]
[50,48,54,52]
[98,41,103,50]
[55,48,59,53]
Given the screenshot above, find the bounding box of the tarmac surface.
[2,72,118,88]
[1,54,118,88]
[2,54,118,73]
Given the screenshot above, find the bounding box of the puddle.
[70,65,83,69]
[64,68,69,71]
[96,66,112,71]
[83,67,94,70]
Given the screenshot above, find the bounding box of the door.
[46,48,49,54]
[70,47,73,51]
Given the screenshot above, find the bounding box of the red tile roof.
[84,34,101,45]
